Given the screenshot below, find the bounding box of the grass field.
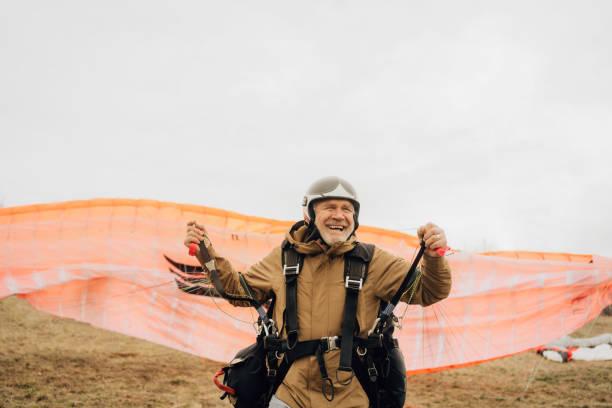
[1,295,610,408]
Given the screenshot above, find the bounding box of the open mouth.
[326,225,345,232]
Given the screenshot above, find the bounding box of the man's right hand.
[417,222,447,258]
[184,220,211,256]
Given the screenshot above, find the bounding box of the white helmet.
[302,176,360,229]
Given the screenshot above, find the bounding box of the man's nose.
[331,209,344,219]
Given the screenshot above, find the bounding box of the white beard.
[318,227,352,245]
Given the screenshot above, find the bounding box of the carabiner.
[321,377,334,402]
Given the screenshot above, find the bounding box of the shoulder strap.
[281,239,303,349]
[338,242,374,372]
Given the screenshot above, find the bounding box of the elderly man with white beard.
[185,176,452,408]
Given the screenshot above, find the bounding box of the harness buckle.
[267,368,277,379]
[322,336,339,352]
[283,264,300,276]
[345,276,363,290]
[368,366,378,381]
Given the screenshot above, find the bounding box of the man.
[184,176,451,408]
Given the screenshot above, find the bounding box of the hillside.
[1,296,610,407]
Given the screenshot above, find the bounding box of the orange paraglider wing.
[1,199,611,373]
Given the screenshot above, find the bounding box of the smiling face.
[312,199,356,245]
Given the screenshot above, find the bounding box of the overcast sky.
[1,1,611,256]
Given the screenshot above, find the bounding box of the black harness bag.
[353,324,407,408]
[216,335,283,408]
[217,339,266,407]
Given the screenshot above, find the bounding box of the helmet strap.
[305,222,321,242]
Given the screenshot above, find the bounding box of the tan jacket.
[201,223,451,408]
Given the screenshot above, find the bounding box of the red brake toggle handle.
[189,243,197,256]
[435,246,450,256]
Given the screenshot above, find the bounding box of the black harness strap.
[373,240,425,336]
[198,241,258,304]
[282,239,303,350]
[281,241,375,398]
[386,240,425,311]
[284,336,341,365]
[338,243,374,373]
[316,345,334,401]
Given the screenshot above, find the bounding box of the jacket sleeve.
[195,244,280,307]
[370,247,452,307]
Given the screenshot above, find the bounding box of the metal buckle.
[367,366,378,378]
[283,264,300,276]
[322,336,339,352]
[392,314,402,329]
[204,260,216,271]
[345,276,363,290]
[261,321,270,336]
[266,319,278,337]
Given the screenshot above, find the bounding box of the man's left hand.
[417,222,448,257]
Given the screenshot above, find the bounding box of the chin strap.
[305,225,321,242]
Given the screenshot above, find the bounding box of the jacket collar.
[285,221,356,257]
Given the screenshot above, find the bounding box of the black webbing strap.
[284,337,341,365]
[374,240,425,335]
[282,240,303,350]
[238,273,269,321]
[359,335,399,350]
[366,353,378,382]
[338,243,374,373]
[198,241,256,304]
[387,240,426,309]
[316,345,334,401]
[198,241,279,344]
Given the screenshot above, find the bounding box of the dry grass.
[1,296,610,408]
